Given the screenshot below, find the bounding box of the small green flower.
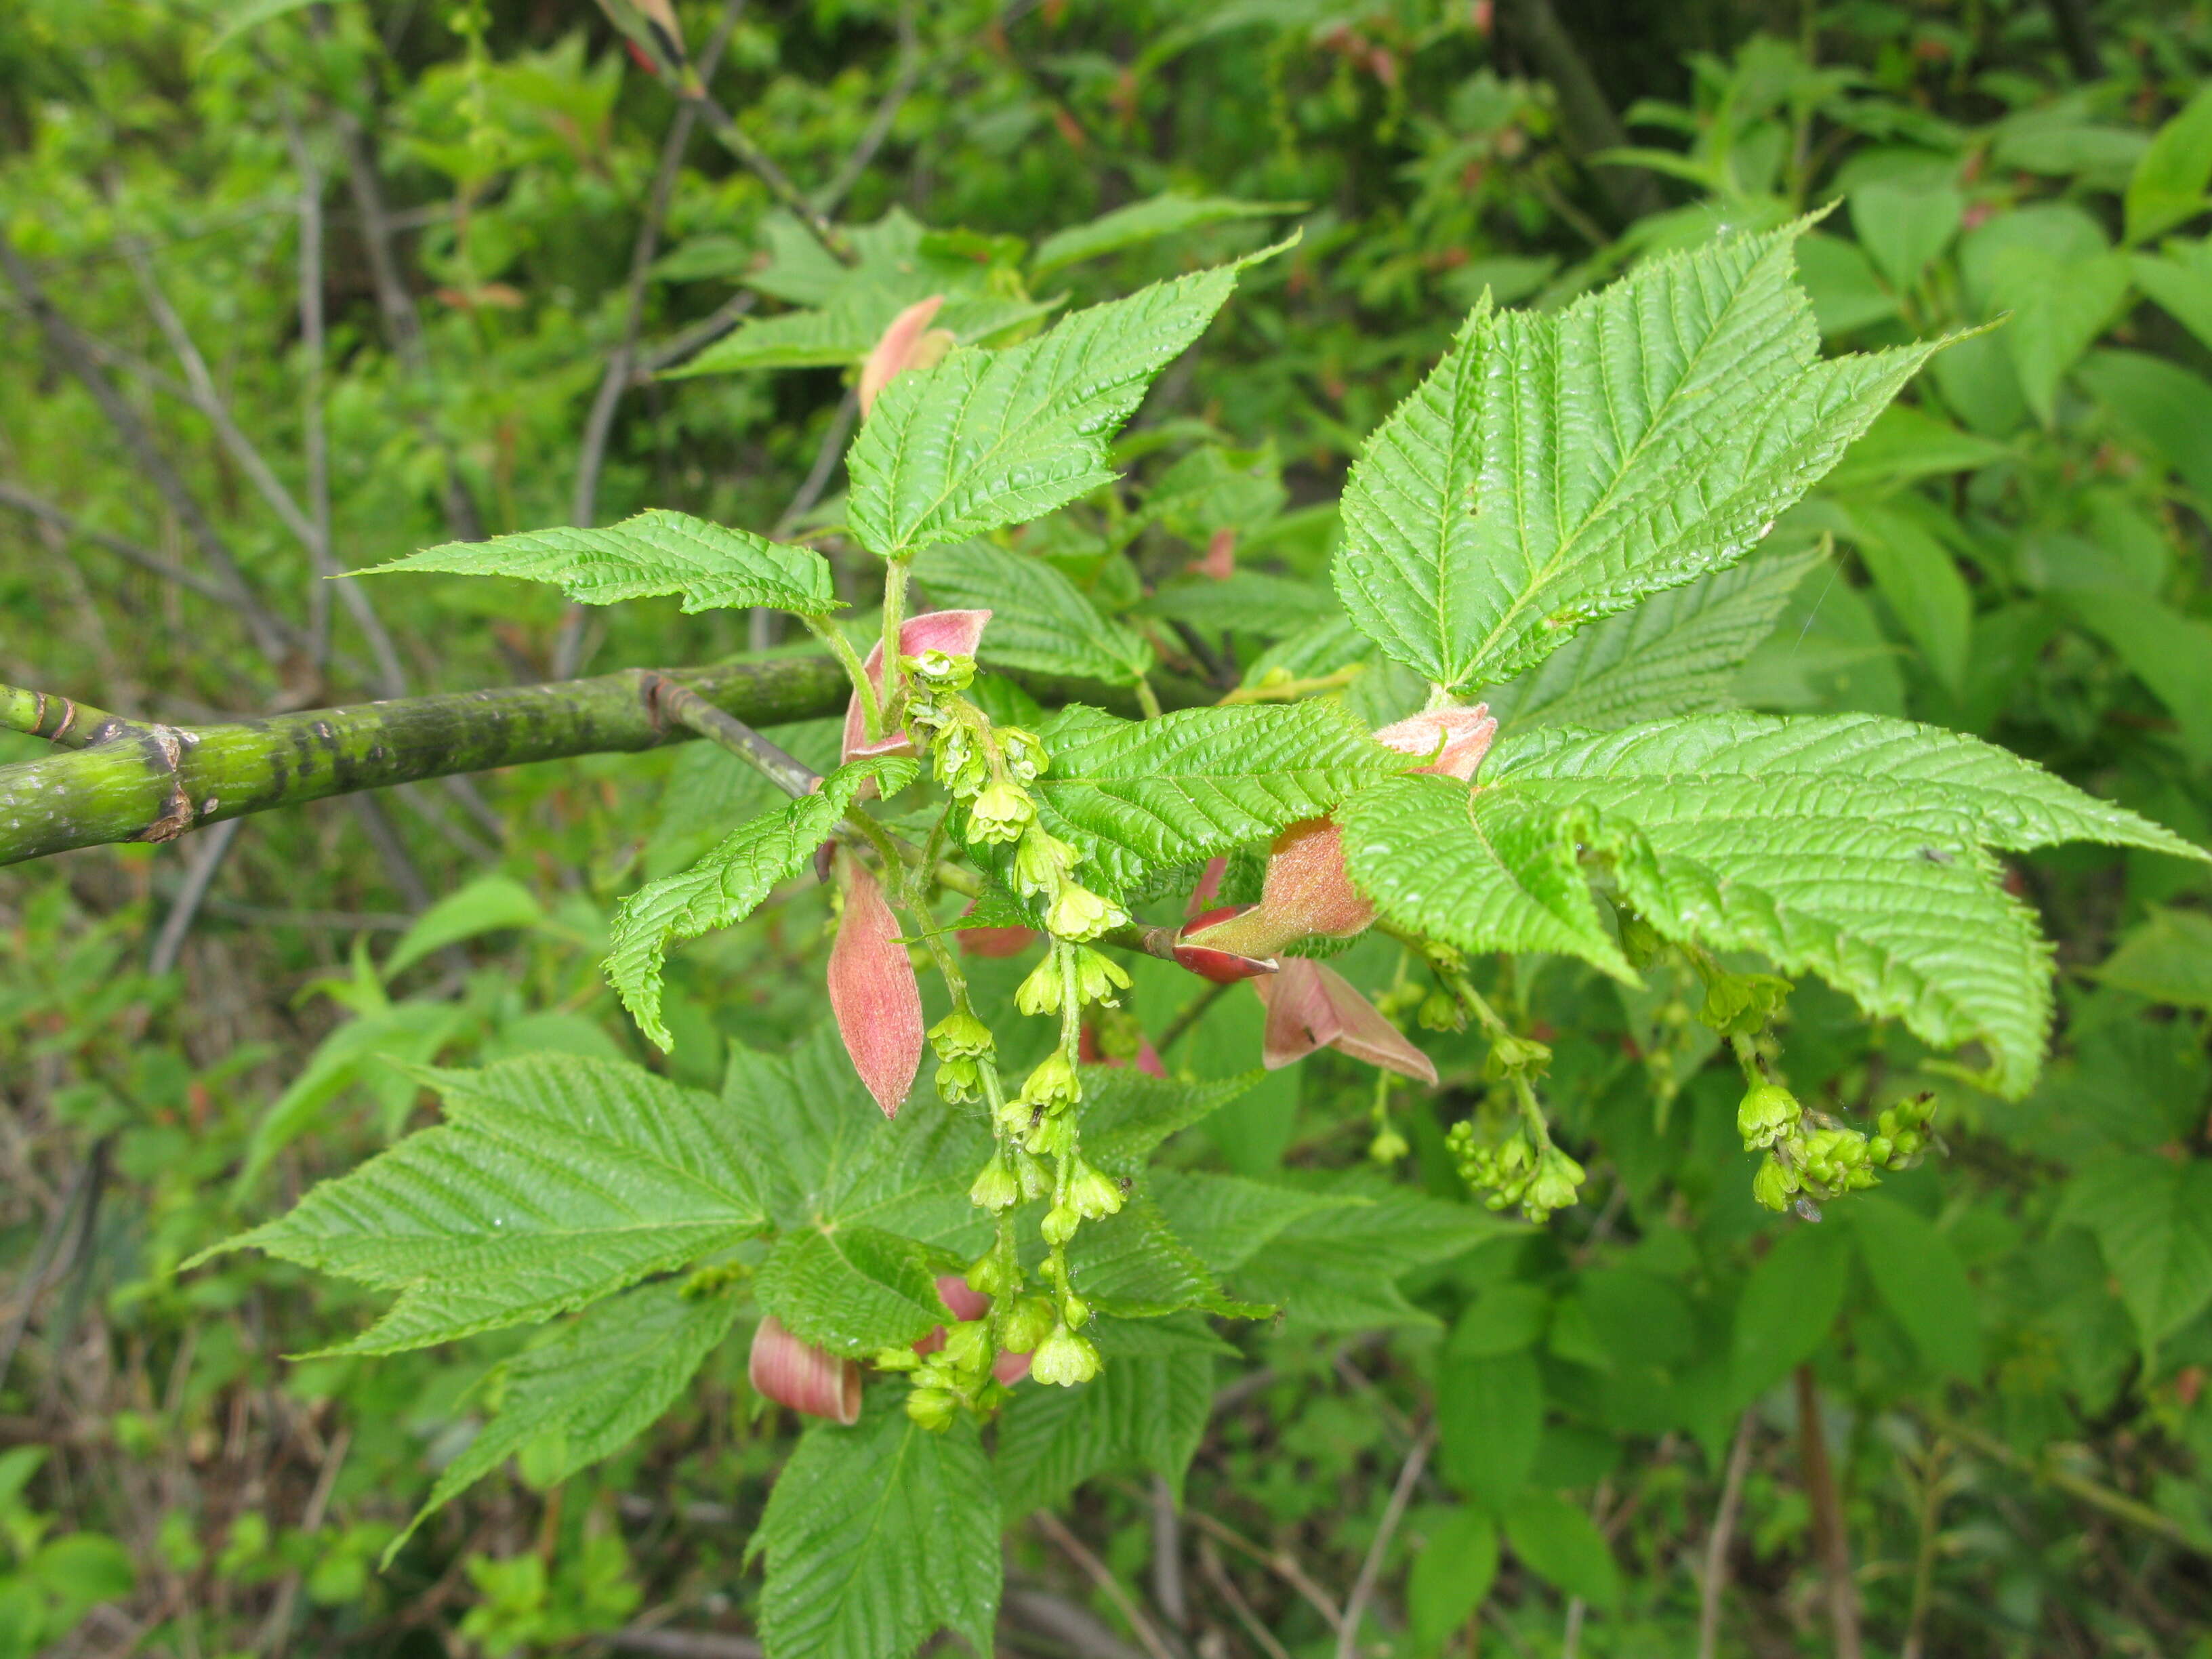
[999,727,1047,783]
[905,1387,961,1431]
[872,1345,921,1372]
[1416,989,1462,1032]
[1023,1050,1081,1109]
[1015,956,1063,1017]
[1753,1157,1799,1212]
[1368,1124,1410,1164]
[1000,1296,1056,1354]
[1072,947,1132,1008]
[935,1055,982,1105]
[1523,1145,1585,1219]
[1046,883,1126,941]
[902,648,976,689]
[930,1009,996,1060]
[968,781,1035,844]
[1014,1149,1052,1202]
[968,1155,1021,1212]
[1012,826,1080,897]
[1736,1084,1801,1151]
[1067,1160,1126,1221]
[941,1320,991,1375]
[1030,1323,1101,1387]
[1040,1202,1082,1246]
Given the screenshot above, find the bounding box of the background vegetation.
[5,1,2212,1655]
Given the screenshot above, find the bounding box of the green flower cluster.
[1740,1084,1940,1213]
[1446,1119,1586,1221]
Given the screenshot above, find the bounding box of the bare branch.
[147,817,244,975]
[0,479,236,606]
[1335,1421,1435,1659]
[1037,1511,1179,1659]
[1697,1409,1757,1659]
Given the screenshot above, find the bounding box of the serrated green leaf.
[1228,1175,1508,1328]
[2062,1156,2212,1355]
[607,756,916,1052]
[752,1395,1000,1659]
[390,1283,739,1562]
[1354,713,2203,1094]
[360,509,839,615]
[1147,1169,1363,1275]
[1080,1069,1259,1177]
[755,1225,951,1357]
[1029,701,1405,892]
[2097,907,2212,1012]
[846,258,1264,557]
[1334,224,1943,692]
[1063,1194,1230,1317]
[203,1056,767,1355]
[914,541,1153,685]
[994,1316,1220,1516]
[1479,548,1823,731]
[1143,570,1338,639]
[1338,775,1636,978]
[723,1028,991,1254]
[1031,192,1301,279]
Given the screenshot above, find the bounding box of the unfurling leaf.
[605,755,918,1052]
[1333,222,1945,693]
[361,508,840,615]
[845,253,1277,557]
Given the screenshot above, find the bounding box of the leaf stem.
[1134,676,1164,720]
[801,615,880,741]
[878,554,913,737]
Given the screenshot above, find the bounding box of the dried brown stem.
[1037,1511,1180,1659]
[1796,1365,1862,1659]
[1335,1421,1435,1659]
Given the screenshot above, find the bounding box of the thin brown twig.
[1335,1421,1435,1659]
[255,1425,351,1658]
[1697,1409,1757,1659]
[1151,1475,1190,1641]
[0,480,236,606]
[1796,1366,1862,1659]
[1196,1536,1292,1659]
[1176,1509,1344,1635]
[1036,1511,1179,1659]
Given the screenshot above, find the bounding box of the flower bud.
[1736,1084,1801,1151]
[872,1345,921,1372]
[1013,826,1081,897]
[1015,1148,1052,1202]
[1060,1292,1090,1328]
[1046,882,1126,942]
[1417,989,1463,1032]
[1368,1124,1410,1164]
[930,1009,995,1061]
[1030,1323,1101,1387]
[1484,1031,1552,1079]
[901,647,976,690]
[904,1386,961,1431]
[1068,1160,1126,1221]
[968,781,1036,845]
[1753,1158,1799,1212]
[842,609,992,763]
[1001,1296,1057,1354]
[1040,1203,1082,1246]
[999,727,1047,783]
[969,1155,1021,1212]
[941,1319,992,1375]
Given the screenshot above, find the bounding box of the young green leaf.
[1080,1069,1261,1177]
[1333,223,1944,693]
[1064,1194,1233,1318]
[845,258,1266,558]
[198,1056,767,1354]
[359,509,840,615]
[2062,1156,2212,1355]
[752,1397,1001,1659]
[1146,1169,1364,1275]
[1351,712,2204,1094]
[389,1282,740,1561]
[1226,1175,1510,1328]
[914,541,1154,686]
[668,289,1064,376]
[1027,701,1406,892]
[1478,546,1824,731]
[1029,192,1300,279]
[606,755,917,1052]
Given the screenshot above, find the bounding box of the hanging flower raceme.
[857,295,956,418]
[912,1276,1033,1385]
[749,1315,862,1424]
[1169,705,1496,1077]
[827,848,924,1118]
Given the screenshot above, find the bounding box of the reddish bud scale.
[842,609,993,764]
[1255,957,1438,1085]
[827,851,924,1117]
[858,295,952,417]
[913,1275,1031,1384]
[750,1315,862,1423]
